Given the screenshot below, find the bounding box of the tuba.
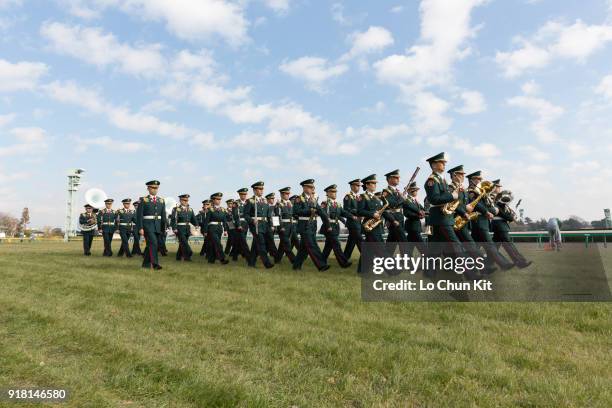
[453,181,494,231]
[363,191,389,232]
[85,188,107,209]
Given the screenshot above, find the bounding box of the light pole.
[64,169,85,242]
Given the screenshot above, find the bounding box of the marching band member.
[171,194,198,262]
[231,188,251,261]
[467,171,514,270]
[79,204,97,256]
[224,199,236,257]
[320,184,352,268]
[491,182,532,268]
[131,200,143,256]
[343,179,363,260]
[402,182,426,257]
[356,174,386,273]
[136,180,167,270]
[292,179,331,272]
[204,193,230,264]
[198,200,211,257]
[97,198,116,257]
[448,166,493,276]
[265,192,280,260]
[274,187,296,264]
[116,198,135,258]
[383,170,407,245]
[244,181,275,269]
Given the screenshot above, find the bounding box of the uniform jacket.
[136,195,167,233]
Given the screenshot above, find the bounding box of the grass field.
[1,241,611,407]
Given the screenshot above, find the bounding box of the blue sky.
[1,0,611,227]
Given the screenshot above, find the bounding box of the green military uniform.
[224,199,236,256]
[116,198,136,258]
[231,189,251,261]
[467,171,513,270]
[491,184,531,268]
[97,199,116,256]
[343,179,363,260]
[356,175,386,273]
[203,193,230,264]
[383,170,408,244]
[402,182,426,257]
[264,193,279,260]
[320,185,352,268]
[292,179,330,271]
[79,204,97,256]
[289,195,301,252]
[243,182,274,268]
[135,180,167,270]
[273,187,296,263]
[171,194,198,261]
[131,200,143,255]
[197,201,208,256]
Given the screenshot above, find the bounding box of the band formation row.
[78,152,532,278]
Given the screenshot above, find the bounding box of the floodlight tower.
[605,209,611,228]
[64,169,85,242]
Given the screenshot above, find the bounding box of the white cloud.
[0,0,21,8]
[407,91,452,135]
[346,124,411,142]
[44,81,193,139]
[0,59,48,92]
[390,5,404,13]
[0,113,16,127]
[279,56,348,92]
[73,135,151,153]
[140,99,175,114]
[263,0,290,14]
[374,0,486,89]
[521,80,540,95]
[519,145,550,161]
[190,132,216,150]
[331,2,348,26]
[507,94,564,142]
[565,142,589,157]
[595,74,612,100]
[456,90,486,114]
[41,22,165,78]
[342,26,394,60]
[470,143,501,157]
[0,127,48,157]
[496,20,612,77]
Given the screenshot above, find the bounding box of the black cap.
[362,174,377,184]
[251,181,264,189]
[324,184,337,192]
[408,181,419,191]
[300,179,315,187]
[348,178,361,185]
[133,201,139,206]
[467,170,482,179]
[146,180,160,186]
[121,198,131,204]
[492,179,501,186]
[237,188,248,193]
[279,187,291,193]
[447,165,465,174]
[426,152,447,163]
[265,192,275,199]
[289,195,298,201]
[84,204,93,209]
[226,199,234,204]
[203,199,211,204]
[384,169,400,178]
[210,192,223,200]
[104,198,114,203]
[178,194,190,199]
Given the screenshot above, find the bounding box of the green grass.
[0,241,611,407]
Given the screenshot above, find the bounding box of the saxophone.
[363,193,389,232]
[442,180,463,215]
[453,181,494,231]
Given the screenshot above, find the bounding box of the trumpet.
[453,181,495,231]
